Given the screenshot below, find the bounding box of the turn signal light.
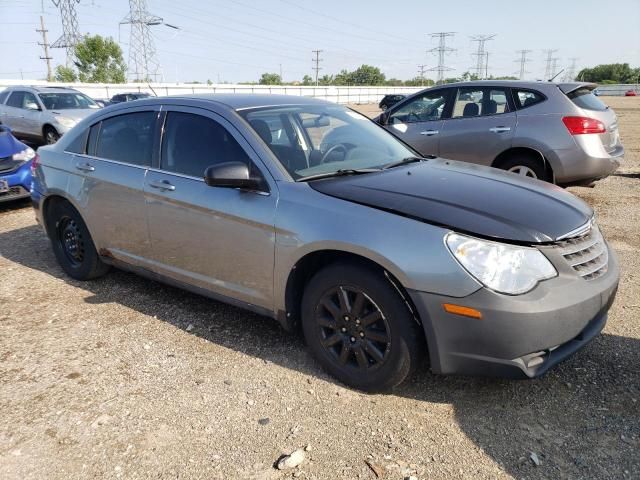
[442,303,483,320]
[562,116,606,135]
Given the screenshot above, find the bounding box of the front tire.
[301,263,424,392]
[45,201,110,280]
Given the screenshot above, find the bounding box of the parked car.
[0,125,34,203]
[624,89,637,97]
[375,81,624,186]
[378,94,407,111]
[93,98,111,108]
[32,94,619,391]
[0,86,101,144]
[109,92,153,104]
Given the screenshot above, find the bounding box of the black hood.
[309,159,593,243]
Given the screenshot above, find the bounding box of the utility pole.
[37,15,53,81]
[312,49,323,86]
[470,34,495,79]
[543,49,558,80]
[50,0,81,66]
[564,57,579,82]
[121,0,164,82]
[515,49,532,80]
[417,64,427,86]
[279,63,283,82]
[427,32,455,85]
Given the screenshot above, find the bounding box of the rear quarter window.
[567,87,608,111]
[513,90,545,109]
[65,128,89,154]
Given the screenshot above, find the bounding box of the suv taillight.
[30,153,40,174]
[562,116,606,135]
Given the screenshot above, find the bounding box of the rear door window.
[160,112,253,178]
[6,91,25,108]
[0,90,10,104]
[567,87,608,111]
[95,111,156,166]
[514,90,545,109]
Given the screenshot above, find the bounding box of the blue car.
[0,125,34,203]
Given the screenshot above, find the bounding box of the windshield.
[38,92,99,110]
[240,104,416,180]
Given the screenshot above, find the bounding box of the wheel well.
[492,147,554,182]
[42,124,57,137]
[41,195,71,235]
[282,250,421,332]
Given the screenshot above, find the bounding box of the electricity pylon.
[50,0,81,66]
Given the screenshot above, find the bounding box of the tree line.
[51,35,638,87]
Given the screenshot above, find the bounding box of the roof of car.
[16,86,82,93]
[164,93,333,110]
[424,80,596,91]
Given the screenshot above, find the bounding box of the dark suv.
[378,94,407,111]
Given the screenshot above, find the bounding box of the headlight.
[12,147,35,161]
[446,233,557,295]
[56,116,77,128]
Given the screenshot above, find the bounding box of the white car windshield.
[240,104,417,180]
[38,92,99,110]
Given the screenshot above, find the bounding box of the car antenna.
[147,83,158,97]
[548,69,565,82]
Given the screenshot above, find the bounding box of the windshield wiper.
[383,156,430,170]
[297,168,381,182]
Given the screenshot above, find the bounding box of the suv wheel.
[301,263,424,392]
[44,126,60,145]
[45,201,110,280]
[498,153,548,181]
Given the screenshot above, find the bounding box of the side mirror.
[25,102,40,111]
[204,161,262,190]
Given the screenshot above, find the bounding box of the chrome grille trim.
[555,224,608,281]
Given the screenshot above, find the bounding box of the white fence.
[0,80,422,104]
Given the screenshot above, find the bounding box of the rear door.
[71,108,159,262]
[383,88,452,156]
[3,91,27,134]
[143,107,277,310]
[439,86,517,166]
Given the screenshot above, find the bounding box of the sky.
[1,0,639,83]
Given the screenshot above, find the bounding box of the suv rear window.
[567,87,607,111]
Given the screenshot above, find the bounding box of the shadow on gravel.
[0,198,31,213]
[1,224,639,479]
[614,172,640,179]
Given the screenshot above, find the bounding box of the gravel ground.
[1,97,638,480]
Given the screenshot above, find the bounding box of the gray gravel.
[0,97,638,479]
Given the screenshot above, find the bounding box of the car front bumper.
[408,246,619,378]
[0,161,32,203]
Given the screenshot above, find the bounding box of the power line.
[542,49,558,80]
[427,32,455,85]
[312,49,323,86]
[418,64,428,86]
[121,0,163,82]
[515,49,532,80]
[36,15,53,81]
[470,34,495,79]
[50,0,81,66]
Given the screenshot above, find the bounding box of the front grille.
[556,225,608,280]
[0,185,29,200]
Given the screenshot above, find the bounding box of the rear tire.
[301,262,424,392]
[45,200,110,280]
[497,153,549,181]
[43,126,60,145]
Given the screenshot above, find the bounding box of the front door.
[383,89,452,157]
[439,87,517,166]
[143,107,277,310]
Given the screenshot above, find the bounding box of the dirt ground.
[1,97,638,480]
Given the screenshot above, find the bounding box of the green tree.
[54,65,78,82]
[404,76,434,87]
[259,72,282,85]
[73,35,126,83]
[576,63,639,83]
[302,74,313,86]
[318,74,334,85]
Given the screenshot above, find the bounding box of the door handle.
[75,162,95,172]
[419,130,439,136]
[489,126,511,133]
[149,180,176,191]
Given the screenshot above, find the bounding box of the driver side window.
[389,91,449,124]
